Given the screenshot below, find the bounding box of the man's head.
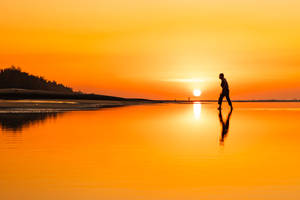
[219,73,224,80]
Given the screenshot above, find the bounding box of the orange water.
[0,102,299,200]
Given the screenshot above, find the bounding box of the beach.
[0,99,153,113]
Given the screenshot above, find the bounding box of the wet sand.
[0,99,153,113]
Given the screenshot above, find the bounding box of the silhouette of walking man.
[219,109,233,146]
[218,73,233,110]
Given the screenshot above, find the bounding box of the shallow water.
[0,102,299,200]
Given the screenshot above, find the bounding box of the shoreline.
[0,99,298,113]
[0,99,157,113]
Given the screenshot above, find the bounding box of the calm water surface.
[0,102,300,200]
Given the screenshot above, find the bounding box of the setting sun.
[193,89,202,97]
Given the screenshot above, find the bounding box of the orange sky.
[0,0,299,99]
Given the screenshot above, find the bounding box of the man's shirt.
[221,78,229,93]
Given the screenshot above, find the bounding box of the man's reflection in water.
[219,109,233,146]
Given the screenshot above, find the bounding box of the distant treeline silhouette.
[0,66,73,93]
[0,66,152,101]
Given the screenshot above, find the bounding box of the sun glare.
[193,89,201,97]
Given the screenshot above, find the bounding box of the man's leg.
[226,94,233,108]
[218,93,224,109]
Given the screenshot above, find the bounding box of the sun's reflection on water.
[193,102,202,120]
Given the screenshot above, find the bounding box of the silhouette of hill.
[0,66,151,101]
[0,66,73,93]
